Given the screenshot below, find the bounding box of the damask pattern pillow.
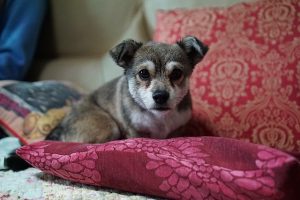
[17,137,300,200]
[154,0,300,153]
[0,81,83,144]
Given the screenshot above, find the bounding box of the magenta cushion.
[17,137,300,199]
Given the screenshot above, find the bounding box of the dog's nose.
[153,90,169,105]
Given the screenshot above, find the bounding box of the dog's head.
[110,36,208,112]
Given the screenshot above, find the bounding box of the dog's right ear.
[109,39,143,68]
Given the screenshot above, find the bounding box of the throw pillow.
[0,81,83,144]
[17,137,300,200]
[154,0,300,153]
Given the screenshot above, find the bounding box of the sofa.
[27,0,251,91]
[1,0,300,199]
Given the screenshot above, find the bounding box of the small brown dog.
[46,36,208,143]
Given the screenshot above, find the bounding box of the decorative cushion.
[0,81,83,144]
[154,0,300,153]
[17,137,300,199]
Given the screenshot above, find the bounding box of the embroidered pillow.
[0,81,83,144]
[154,0,300,153]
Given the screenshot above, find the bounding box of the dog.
[46,36,208,143]
[5,36,208,170]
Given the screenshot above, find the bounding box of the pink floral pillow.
[154,0,300,153]
[17,137,300,199]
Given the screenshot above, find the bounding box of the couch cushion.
[154,0,300,153]
[31,56,123,91]
[17,137,300,199]
[38,0,149,57]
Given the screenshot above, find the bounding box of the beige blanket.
[0,168,157,200]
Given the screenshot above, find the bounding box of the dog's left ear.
[110,39,143,68]
[177,36,209,67]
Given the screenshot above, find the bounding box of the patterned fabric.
[0,81,83,144]
[17,137,300,200]
[154,0,300,153]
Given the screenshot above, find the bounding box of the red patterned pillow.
[17,137,300,199]
[154,0,300,153]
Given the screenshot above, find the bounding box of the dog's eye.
[170,68,183,81]
[138,69,150,80]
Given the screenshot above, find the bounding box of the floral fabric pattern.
[17,137,300,200]
[154,0,300,153]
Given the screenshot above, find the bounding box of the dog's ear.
[177,36,209,67]
[110,39,143,68]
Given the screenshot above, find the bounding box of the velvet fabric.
[17,137,300,200]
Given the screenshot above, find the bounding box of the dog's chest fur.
[129,108,191,138]
[112,77,192,139]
